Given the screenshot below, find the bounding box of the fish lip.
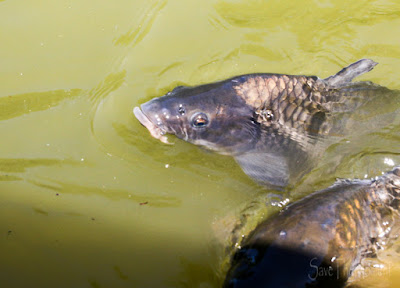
[133,106,171,144]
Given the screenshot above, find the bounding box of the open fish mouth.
[133,106,171,144]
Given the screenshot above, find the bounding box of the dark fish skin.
[223,167,400,288]
[134,59,398,188]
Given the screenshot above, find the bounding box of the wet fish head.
[134,80,261,155]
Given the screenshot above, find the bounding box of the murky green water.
[1,0,400,287]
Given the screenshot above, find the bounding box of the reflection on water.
[0,158,77,173]
[0,89,82,121]
[0,158,79,184]
[0,0,400,287]
[29,178,182,207]
[0,175,21,181]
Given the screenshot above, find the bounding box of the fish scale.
[233,74,338,137]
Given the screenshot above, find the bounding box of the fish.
[134,59,398,188]
[223,166,400,288]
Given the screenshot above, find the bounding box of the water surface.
[1,0,400,287]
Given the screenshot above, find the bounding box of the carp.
[223,167,400,287]
[134,59,397,188]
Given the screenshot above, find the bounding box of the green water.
[1,0,400,287]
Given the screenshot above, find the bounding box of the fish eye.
[191,112,209,128]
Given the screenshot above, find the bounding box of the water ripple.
[113,0,167,47]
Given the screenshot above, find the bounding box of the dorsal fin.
[323,59,378,87]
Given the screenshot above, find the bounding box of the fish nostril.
[178,106,185,115]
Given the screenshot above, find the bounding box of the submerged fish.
[134,59,397,188]
[224,167,400,288]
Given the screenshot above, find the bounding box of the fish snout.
[133,101,171,144]
[140,100,165,127]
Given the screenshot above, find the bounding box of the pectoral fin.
[235,151,289,189]
[323,59,378,87]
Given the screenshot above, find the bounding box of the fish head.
[134,80,260,155]
[133,75,330,188]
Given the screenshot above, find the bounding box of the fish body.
[223,167,400,287]
[134,59,393,188]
